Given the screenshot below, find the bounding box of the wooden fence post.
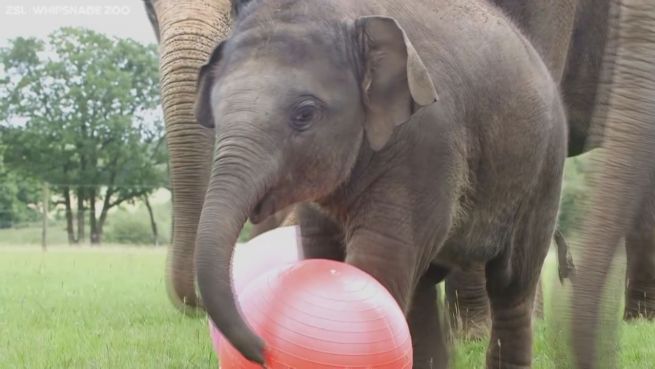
[41,183,49,251]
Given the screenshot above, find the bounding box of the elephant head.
[192,2,436,363]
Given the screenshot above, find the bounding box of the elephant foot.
[166,263,205,315]
[445,266,491,340]
[624,280,655,320]
[409,274,449,369]
[486,299,534,369]
[167,290,205,316]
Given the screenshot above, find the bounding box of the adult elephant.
[497,0,655,323]
[143,0,233,312]
[562,2,655,367]
[446,0,655,341]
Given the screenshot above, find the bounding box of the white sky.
[0,0,157,46]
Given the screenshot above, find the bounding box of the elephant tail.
[554,229,576,284]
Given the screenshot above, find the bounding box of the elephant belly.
[433,209,515,270]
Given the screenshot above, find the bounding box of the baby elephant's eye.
[290,99,321,131]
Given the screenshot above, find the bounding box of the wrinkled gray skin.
[445,1,655,358]
[194,0,567,368]
[143,0,232,313]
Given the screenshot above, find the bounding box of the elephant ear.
[356,16,438,151]
[231,0,254,17]
[195,41,226,129]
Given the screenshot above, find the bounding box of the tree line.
[0,27,167,245]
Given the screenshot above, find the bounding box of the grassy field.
[1,247,653,369]
[0,225,71,246]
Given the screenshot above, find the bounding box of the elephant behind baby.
[443,3,655,367]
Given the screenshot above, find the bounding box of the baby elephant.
[194,0,567,368]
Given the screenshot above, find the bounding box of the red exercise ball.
[218,259,413,369]
[209,226,302,351]
[231,225,302,292]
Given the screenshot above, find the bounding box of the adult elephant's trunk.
[572,1,655,368]
[196,137,273,365]
[149,0,231,312]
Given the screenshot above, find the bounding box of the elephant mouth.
[250,193,276,224]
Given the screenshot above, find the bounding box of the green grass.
[0,224,69,245]
[0,247,214,369]
[1,247,653,369]
[449,320,655,369]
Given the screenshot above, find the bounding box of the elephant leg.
[444,267,547,341]
[485,207,557,368]
[444,268,549,341]
[570,1,655,365]
[624,187,655,320]
[485,264,542,369]
[445,264,491,340]
[409,266,450,369]
[297,203,345,261]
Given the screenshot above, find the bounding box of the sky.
[0,0,157,46]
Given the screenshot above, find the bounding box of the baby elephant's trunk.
[195,146,270,364]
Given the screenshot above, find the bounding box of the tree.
[0,145,40,228]
[0,28,166,244]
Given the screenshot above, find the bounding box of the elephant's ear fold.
[356,16,438,151]
[195,41,225,129]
